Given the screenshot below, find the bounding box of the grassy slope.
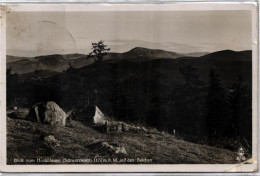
[7,117,238,164]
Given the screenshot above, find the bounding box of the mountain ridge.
[7,48,251,74]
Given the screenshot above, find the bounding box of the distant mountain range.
[7,54,90,74]
[7,47,209,74]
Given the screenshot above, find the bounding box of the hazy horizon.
[7,11,252,57]
[7,44,253,58]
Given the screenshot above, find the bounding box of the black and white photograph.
[0,3,258,172]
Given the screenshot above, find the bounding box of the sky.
[7,10,252,57]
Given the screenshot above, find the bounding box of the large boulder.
[93,106,107,125]
[27,101,67,127]
[72,105,107,126]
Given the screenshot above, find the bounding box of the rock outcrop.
[7,108,29,119]
[44,135,60,147]
[102,121,148,134]
[88,141,127,155]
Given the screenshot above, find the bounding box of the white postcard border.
[0,2,258,173]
